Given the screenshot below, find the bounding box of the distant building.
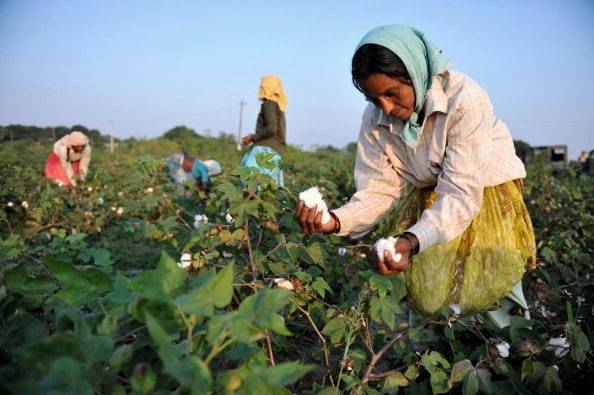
[532,145,568,169]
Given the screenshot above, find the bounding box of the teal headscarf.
[355,25,449,149]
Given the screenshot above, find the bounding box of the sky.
[1,0,593,158]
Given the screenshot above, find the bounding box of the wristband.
[399,233,420,256]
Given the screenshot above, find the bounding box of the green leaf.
[130,251,187,301]
[568,322,590,363]
[451,360,473,383]
[175,263,234,317]
[236,288,292,336]
[131,364,157,395]
[462,371,480,395]
[209,263,234,308]
[164,356,212,395]
[368,273,393,298]
[306,242,326,267]
[145,311,181,365]
[322,316,348,344]
[248,362,314,386]
[109,344,134,372]
[383,372,409,394]
[311,277,333,298]
[430,369,450,394]
[45,258,112,305]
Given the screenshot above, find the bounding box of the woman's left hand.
[241,134,255,145]
[370,237,413,275]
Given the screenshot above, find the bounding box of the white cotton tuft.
[374,237,401,262]
[146,187,154,193]
[273,278,294,290]
[21,201,29,209]
[7,202,14,208]
[338,247,347,256]
[178,253,192,269]
[449,304,462,315]
[495,341,510,358]
[299,187,331,224]
[116,207,124,215]
[225,213,234,224]
[193,214,209,228]
[545,337,570,358]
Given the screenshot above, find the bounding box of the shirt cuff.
[330,208,353,237]
[405,221,440,253]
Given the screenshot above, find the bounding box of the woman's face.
[358,73,415,121]
[71,144,86,153]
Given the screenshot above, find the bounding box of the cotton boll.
[97,197,104,205]
[178,253,192,269]
[545,337,570,357]
[299,187,331,224]
[21,201,29,209]
[146,187,154,193]
[374,237,401,262]
[273,278,294,290]
[87,187,93,192]
[116,207,124,215]
[338,247,347,256]
[495,341,510,358]
[7,202,14,208]
[225,213,234,224]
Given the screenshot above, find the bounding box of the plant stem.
[296,304,335,386]
[244,217,258,282]
[265,331,276,366]
[358,317,430,388]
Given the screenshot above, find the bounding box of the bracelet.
[398,233,420,256]
[330,212,341,233]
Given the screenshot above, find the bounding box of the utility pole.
[237,99,246,151]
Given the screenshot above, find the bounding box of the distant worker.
[167,151,222,191]
[578,150,589,173]
[44,131,91,187]
[240,75,287,187]
[588,150,594,176]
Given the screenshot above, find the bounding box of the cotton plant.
[299,187,331,224]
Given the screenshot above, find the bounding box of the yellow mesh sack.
[379,180,536,315]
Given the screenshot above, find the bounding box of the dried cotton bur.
[299,187,331,224]
[374,236,402,262]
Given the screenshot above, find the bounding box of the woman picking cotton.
[44,131,91,188]
[297,25,536,326]
[240,75,287,187]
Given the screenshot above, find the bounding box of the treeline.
[1,123,534,160]
[0,124,239,147]
[0,124,110,146]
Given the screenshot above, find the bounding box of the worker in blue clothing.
[180,152,211,192]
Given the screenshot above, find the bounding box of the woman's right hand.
[296,201,338,234]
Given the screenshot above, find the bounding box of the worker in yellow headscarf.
[240,75,287,186]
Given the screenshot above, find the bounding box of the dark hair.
[351,44,411,93]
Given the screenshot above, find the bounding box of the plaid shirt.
[332,71,526,252]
